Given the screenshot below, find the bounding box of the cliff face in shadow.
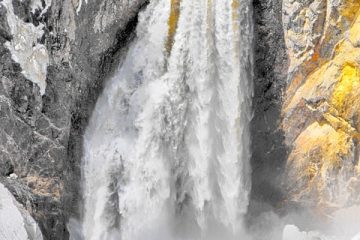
[248,0,289,218]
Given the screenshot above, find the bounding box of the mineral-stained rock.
[282,0,360,215]
[0,0,147,239]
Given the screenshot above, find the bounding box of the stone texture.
[282,0,360,216]
[0,0,147,239]
[248,0,289,217]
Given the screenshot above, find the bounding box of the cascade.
[80,0,253,239]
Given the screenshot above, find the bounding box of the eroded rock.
[282,0,360,216]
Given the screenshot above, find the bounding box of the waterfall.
[80,0,253,239]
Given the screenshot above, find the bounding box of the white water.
[80,0,253,239]
[282,205,360,240]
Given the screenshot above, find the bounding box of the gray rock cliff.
[0,0,146,238]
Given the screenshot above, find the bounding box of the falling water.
[80,0,253,239]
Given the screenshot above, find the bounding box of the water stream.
[80,0,253,239]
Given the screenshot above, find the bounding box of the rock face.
[249,0,288,217]
[0,0,146,239]
[282,0,360,215]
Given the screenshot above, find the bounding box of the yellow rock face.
[331,64,360,116]
[283,1,360,214]
[283,0,360,101]
[166,0,181,55]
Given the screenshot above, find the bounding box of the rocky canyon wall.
[1,0,360,239]
[282,0,360,217]
[250,0,360,223]
[0,0,146,239]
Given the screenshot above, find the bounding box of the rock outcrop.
[282,0,360,216]
[0,0,147,239]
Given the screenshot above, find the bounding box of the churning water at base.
[80,0,253,239]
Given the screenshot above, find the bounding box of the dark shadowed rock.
[247,0,289,221]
